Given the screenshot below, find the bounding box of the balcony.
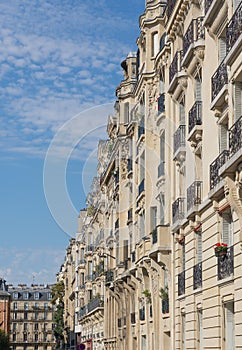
[158,161,165,178]
[173,125,186,162]
[105,270,114,283]
[188,101,202,134]
[138,179,145,196]
[226,2,242,53]
[182,17,204,66]
[211,60,228,106]
[162,299,169,314]
[210,150,229,190]
[187,181,203,213]
[139,306,145,321]
[178,270,185,296]
[131,312,136,324]
[229,115,242,158]
[218,246,234,280]
[157,93,165,115]
[193,262,202,290]
[87,295,104,313]
[172,198,185,225]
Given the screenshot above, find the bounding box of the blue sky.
[0,0,144,285]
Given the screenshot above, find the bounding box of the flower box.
[214,242,228,257]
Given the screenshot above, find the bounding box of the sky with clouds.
[0,0,144,285]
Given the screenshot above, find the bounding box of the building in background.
[58,0,242,349]
[0,278,11,336]
[8,284,56,350]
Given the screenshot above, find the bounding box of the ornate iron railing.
[172,197,185,224]
[174,125,186,154]
[139,306,145,321]
[187,181,203,212]
[204,0,214,14]
[87,295,104,313]
[210,150,230,190]
[131,312,136,324]
[178,270,185,296]
[138,179,145,196]
[158,93,165,115]
[211,60,228,102]
[105,270,114,283]
[152,227,158,244]
[229,115,242,157]
[188,101,202,133]
[158,161,165,177]
[218,246,234,280]
[226,2,242,53]
[193,262,202,289]
[162,299,169,314]
[183,17,204,57]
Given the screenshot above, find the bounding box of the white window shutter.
[196,80,202,101]
[197,231,202,263]
[222,211,233,245]
[219,37,226,63]
[219,123,228,153]
[234,82,242,121]
[180,103,185,125]
[226,302,235,350]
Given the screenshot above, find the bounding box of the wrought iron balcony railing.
[158,93,165,115]
[226,2,242,53]
[174,125,186,154]
[211,60,228,102]
[178,270,185,296]
[193,262,202,289]
[131,312,136,324]
[152,227,158,244]
[188,101,202,133]
[169,50,183,83]
[139,306,145,321]
[162,299,169,314]
[229,115,242,158]
[187,181,203,212]
[204,0,214,14]
[183,17,204,57]
[87,295,104,313]
[218,246,234,280]
[210,150,229,190]
[172,197,185,224]
[158,161,165,177]
[138,179,145,196]
[105,270,114,283]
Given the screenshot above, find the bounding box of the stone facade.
[0,278,10,335]
[59,0,242,349]
[8,284,55,350]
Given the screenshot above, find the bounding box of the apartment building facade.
[59,0,242,349]
[0,278,11,336]
[8,284,55,350]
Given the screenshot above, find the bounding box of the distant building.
[0,278,11,335]
[8,284,56,350]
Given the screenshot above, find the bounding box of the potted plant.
[214,242,228,257]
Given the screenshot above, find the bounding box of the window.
[159,194,165,225]
[179,100,185,125]
[24,323,28,331]
[35,346,39,350]
[44,311,48,320]
[196,230,202,263]
[13,292,18,300]
[234,82,242,121]
[218,36,226,63]
[35,333,39,341]
[181,313,186,350]
[34,323,39,331]
[24,312,28,320]
[35,302,39,309]
[24,302,28,310]
[224,302,234,350]
[141,334,147,350]
[35,312,38,320]
[124,102,129,124]
[47,292,52,300]
[34,292,39,300]
[152,32,159,57]
[140,212,145,239]
[23,292,29,300]
[196,74,202,101]
[13,323,17,331]
[23,333,27,341]
[44,303,48,309]
[197,309,203,350]
[222,209,233,247]
[150,206,157,231]
[13,302,17,310]
[13,333,16,342]
[219,120,229,153]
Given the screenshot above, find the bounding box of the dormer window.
[13,292,18,300]
[23,292,29,300]
[34,292,39,300]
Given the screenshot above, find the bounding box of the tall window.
[152,32,159,57]
[218,35,226,63]
[181,313,186,350]
[197,309,203,350]
[124,102,129,124]
[141,334,147,350]
[234,82,242,121]
[196,230,202,263]
[13,302,17,310]
[150,206,157,231]
[34,292,39,300]
[219,120,229,153]
[140,212,145,239]
[222,209,233,247]
[24,302,28,310]
[179,100,185,125]
[224,302,235,350]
